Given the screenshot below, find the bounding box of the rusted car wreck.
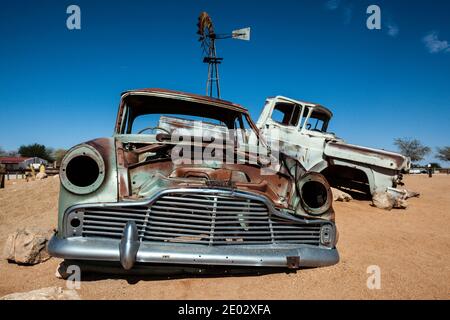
[48,89,339,273]
[255,96,411,198]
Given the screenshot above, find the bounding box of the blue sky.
[0,0,449,164]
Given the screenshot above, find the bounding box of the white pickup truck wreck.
[255,96,411,198]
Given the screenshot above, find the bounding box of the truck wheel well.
[321,165,371,198]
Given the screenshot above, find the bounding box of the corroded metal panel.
[325,142,410,170]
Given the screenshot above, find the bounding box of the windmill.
[197,12,250,99]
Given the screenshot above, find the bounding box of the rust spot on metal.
[286,256,300,269]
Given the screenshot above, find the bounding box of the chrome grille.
[76,193,321,246]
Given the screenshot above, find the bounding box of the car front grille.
[71,192,322,246]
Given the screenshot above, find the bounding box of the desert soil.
[0,175,449,299]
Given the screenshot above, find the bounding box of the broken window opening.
[271,103,301,127]
[302,108,330,133]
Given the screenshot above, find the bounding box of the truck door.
[256,97,326,171]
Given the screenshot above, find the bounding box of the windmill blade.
[197,12,215,42]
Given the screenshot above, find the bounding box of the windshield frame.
[300,106,331,133]
[115,91,267,148]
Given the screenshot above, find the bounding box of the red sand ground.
[0,174,449,299]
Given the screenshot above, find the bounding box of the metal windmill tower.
[196,12,250,99]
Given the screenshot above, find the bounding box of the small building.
[0,157,48,171]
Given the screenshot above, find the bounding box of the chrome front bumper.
[48,234,339,269]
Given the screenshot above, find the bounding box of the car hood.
[324,142,410,171]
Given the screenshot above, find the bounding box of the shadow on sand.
[61,260,307,285]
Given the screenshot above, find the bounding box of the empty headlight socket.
[296,172,332,216]
[60,144,106,195]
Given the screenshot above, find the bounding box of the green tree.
[436,146,450,163]
[52,149,68,166]
[429,162,442,169]
[18,143,54,162]
[394,138,431,163]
